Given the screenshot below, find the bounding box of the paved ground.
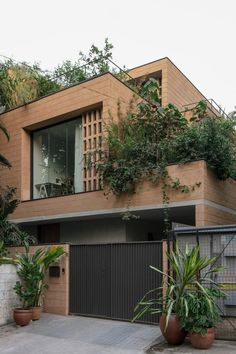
[148,338,236,354]
[0,314,235,354]
[0,314,160,354]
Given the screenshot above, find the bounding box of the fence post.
[162,239,168,300]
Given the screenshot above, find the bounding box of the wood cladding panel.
[82,108,102,192]
[196,204,236,227]
[0,73,133,205]
[166,60,206,109]
[10,161,206,221]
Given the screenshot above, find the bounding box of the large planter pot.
[160,314,186,345]
[190,328,215,349]
[13,308,32,326]
[31,306,42,321]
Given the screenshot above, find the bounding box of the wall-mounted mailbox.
[49,266,60,277]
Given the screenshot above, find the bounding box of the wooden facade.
[0,58,235,229]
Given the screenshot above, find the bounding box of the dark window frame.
[31,115,83,200]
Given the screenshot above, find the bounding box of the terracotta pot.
[160,314,186,345]
[13,308,32,326]
[31,306,42,321]
[190,327,215,349]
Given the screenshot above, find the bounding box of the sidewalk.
[147,338,236,354]
[0,314,160,354]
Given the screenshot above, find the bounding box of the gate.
[70,241,163,324]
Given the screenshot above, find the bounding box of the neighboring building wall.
[8,244,69,316]
[0,264,20,325]
[60,218,126,244]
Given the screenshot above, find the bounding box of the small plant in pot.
[132,243,223,346]
[179,289,225,349]
[14,245,65,324]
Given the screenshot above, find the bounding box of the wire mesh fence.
[172,225,236,340]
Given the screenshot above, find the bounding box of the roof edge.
[0,71,136,117]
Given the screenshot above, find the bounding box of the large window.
[32,117,83,199]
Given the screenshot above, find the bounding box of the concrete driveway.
[0,314,160,354]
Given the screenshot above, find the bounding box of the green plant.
[178,289,224,335]
[53,38,113,86]
[171,115,236,180]
[98,80,201,233]
[0,240,15,264]
[98,79,236,234]
[0,186,36,248]
[14,246,65,308]
[0,39,114,111]
[32,246,65,307]
[132,243,224,329]
[14,251,39,308]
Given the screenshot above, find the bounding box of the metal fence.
[172,225,236,340]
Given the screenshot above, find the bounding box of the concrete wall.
[60,218,163,244]
[125,220,163,242]
[60,218,126,244]
[0,264,20,325]
[8,244,69,316]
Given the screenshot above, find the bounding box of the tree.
[0,39,114,111]
[53,38,113,86]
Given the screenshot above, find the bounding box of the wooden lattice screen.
[82,107,102,192]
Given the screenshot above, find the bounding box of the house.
[0,57,236,244]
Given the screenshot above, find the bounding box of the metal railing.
[172,225,236,340]
[183,98,229,119]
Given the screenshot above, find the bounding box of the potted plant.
[14,245,65,323]
[30,246,65,320]
[13,252,35,326]
[179,289,224,349]
[132,243,223,345]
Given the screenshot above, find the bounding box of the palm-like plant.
[133,243,224,328]
[14,246,66,308]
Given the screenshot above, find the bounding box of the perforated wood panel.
[82,108,102,192]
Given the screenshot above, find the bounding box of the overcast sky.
[1,0,235,112]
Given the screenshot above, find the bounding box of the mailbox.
[49,266,60,277]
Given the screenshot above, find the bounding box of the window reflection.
[33,117,83,199]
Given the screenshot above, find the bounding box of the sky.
[1,0,235,112]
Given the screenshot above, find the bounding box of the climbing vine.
[98,80,236,236]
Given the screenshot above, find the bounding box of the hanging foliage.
[98,80,236,234]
